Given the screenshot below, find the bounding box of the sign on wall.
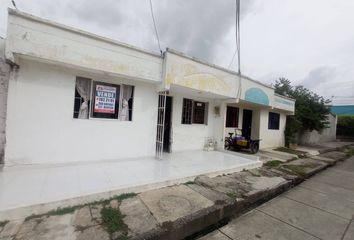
[94,84,116,113]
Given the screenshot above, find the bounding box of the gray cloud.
[0,0,353,104]
[301,66,336,90]
[154,0,255,62]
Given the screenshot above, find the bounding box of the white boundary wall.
[298,114,337,145]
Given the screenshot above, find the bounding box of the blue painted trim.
[275,98,295,106]
[244,88,270,106]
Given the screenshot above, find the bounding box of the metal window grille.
[268,112,280,129]
[182,98,193,124]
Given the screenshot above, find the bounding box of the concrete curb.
[128,146,353,240]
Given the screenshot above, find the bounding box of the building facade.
[2,9,295,166]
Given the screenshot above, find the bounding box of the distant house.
[331,105,354,116]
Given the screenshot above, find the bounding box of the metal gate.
[155,92,167,159]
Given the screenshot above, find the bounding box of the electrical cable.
[234,0,242,99]
[11,0,18,10]
[149,0,162,55]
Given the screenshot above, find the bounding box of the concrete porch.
[0,150,261,220]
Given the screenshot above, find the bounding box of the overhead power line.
[149,0,162,55]
[236,0,241,74]
[11,0,18,9]
[229,0,241,73]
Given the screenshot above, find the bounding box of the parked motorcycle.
[224,129,261,154]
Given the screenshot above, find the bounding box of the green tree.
[274,78,331,145]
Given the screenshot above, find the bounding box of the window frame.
[268,112,280,130]
[226,106,239,128]
[181,98,208,125]
[90,81,121,120]
[73,77,135,121]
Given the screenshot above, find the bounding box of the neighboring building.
[331,105,354,116]
[1,9,295,166]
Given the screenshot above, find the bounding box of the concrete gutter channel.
[0,145,353,240]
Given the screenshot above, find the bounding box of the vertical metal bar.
[155,91,167,159]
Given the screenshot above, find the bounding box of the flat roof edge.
[274,93,296,102]
[8,8,162,59]
[166,48,275,90]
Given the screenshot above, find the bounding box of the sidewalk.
[200,156,354,240]
[0,145,352,240]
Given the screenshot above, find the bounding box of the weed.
[184,181,195,185]
[112,193,137,202]
[263,160,282,168]
[100,207,127,235]
[25,206,80,221]
[0,220,9,228]
[282,164,307,177]
[345,148,354,157]
[25,192,137,221]
[274,147,307,157]
[226,192,237,198]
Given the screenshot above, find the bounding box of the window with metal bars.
[181,98,208,125]
[268,112,280,129]
[226,106,239,128]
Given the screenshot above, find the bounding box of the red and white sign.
[94,84,116,113]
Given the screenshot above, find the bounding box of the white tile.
[40,166,80,203]
[77,165,112,195]
[0,168,47,210]
[0,151,259,211]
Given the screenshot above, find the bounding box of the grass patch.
[0,220,9,228]
[47,206,78,216]
[25,192,137,221]
[282,164,307,177]
[184,181,195,185]
[112,193,137,202]
[263,160,283,168]
[100,207,127,235]
[274,147,307,157]
[345,148,354,157]
[25,206,79,221]
[226,192,238,198]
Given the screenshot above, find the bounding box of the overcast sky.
[1,0,353,105]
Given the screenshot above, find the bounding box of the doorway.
[163,96,173,152]
[242,109,253,140]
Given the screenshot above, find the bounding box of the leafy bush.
[337,115,354,137]
[274,78,331,146]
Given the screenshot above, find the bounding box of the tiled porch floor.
[0,150,261,214]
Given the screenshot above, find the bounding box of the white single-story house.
[1,9,295,166]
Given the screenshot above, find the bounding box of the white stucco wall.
[0,38,11,163]
[6,10,162,83]
[259,109,286,149]
[298,114,337,145]
[164,51,238,98]
[169,94,220,152]
[5,59,158,165]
